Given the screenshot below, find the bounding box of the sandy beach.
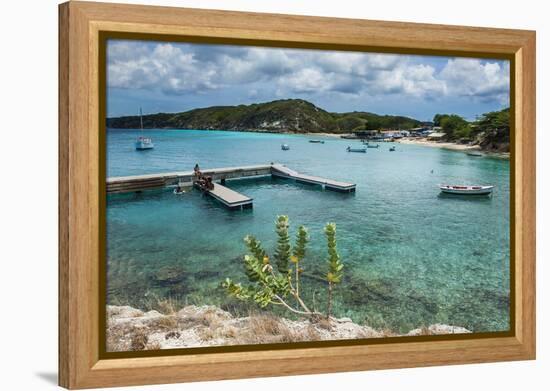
[304,132,347,138]
[397,138,510,159]
[397,138,480,151]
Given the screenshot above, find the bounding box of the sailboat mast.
[139,107,144,131]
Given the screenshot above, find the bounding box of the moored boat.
[136,137,154,150]
[309,140,325,144]
[135,107,154,150]
[281,144,290,150]
[467,151,484,157]
[346,146,367,153]
[367,144,379,148]
[439,184,494,195]
[389,146,396,151]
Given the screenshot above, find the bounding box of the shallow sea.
[106,129,510,333]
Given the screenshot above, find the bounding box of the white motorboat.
[439,185,494,195]
[136,136,154,150]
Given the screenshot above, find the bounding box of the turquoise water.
[106,129,510,333]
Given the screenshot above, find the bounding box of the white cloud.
[107,41,509,106]
[107,42,219,94]
[439,58,509,104]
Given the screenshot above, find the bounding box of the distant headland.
[106,98,509,152]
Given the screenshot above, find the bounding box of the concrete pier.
[271,164,356,192]
[199,182,253,210]
[107,164,272,194]
[107,163,356,209]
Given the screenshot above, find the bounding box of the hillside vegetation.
[107,99,421,133]
[433,108,510,152]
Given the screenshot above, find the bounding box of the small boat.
[347,146,367,153]
[135,107,154,150]
[309,140,325,144]
[389,146,396,151]
[467,151,484,157]
[439,185,494,195]
[367,144,379,149]
[136,136,154,150]
[281,144,290,150]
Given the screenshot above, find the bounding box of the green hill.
[106,99,422,133]
[432,108,510,152]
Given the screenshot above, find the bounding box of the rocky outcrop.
[107,305,471,352]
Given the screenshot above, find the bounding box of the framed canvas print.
[59,1,536,389]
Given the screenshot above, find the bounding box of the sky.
[106,39,510,122]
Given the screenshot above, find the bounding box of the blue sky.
[107,39,510,122]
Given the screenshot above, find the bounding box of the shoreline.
[109,127,509,158]
[397,137,510,159]
[108,126,348,138]
[107,304,471,352]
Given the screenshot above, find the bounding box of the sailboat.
[135,107,154,150]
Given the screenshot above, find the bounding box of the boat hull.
[440,185,493,195]
[135,141,154,150]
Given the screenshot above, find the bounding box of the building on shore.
[427,132,446,141]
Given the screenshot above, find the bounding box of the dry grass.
[146,341,162,350]
[129,328,149,351]
[249,314,282,335]
[107,306,143,318]
[238,314,302,344]
[379,328,397,338]
[149,315,178,330]
[106,305,394,352]
[180,307,226,329]
[106,321,129,352]
[220,325,238,339]
[197,327,217,341]
[417,326,431,336]
[156,297,178,315]
[315,317,334,331]
[305,324,321,340]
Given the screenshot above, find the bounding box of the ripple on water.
[106,129,510,333]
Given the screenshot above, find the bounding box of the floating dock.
[271,164,356,193]
[107,163,355,209]
[198,182,253,210]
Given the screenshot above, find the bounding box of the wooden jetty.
[107,163,355,209]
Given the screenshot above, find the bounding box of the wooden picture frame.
[59,1,536,388]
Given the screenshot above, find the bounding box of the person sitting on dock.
[205,176,214,190]
[196,175,214,191]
